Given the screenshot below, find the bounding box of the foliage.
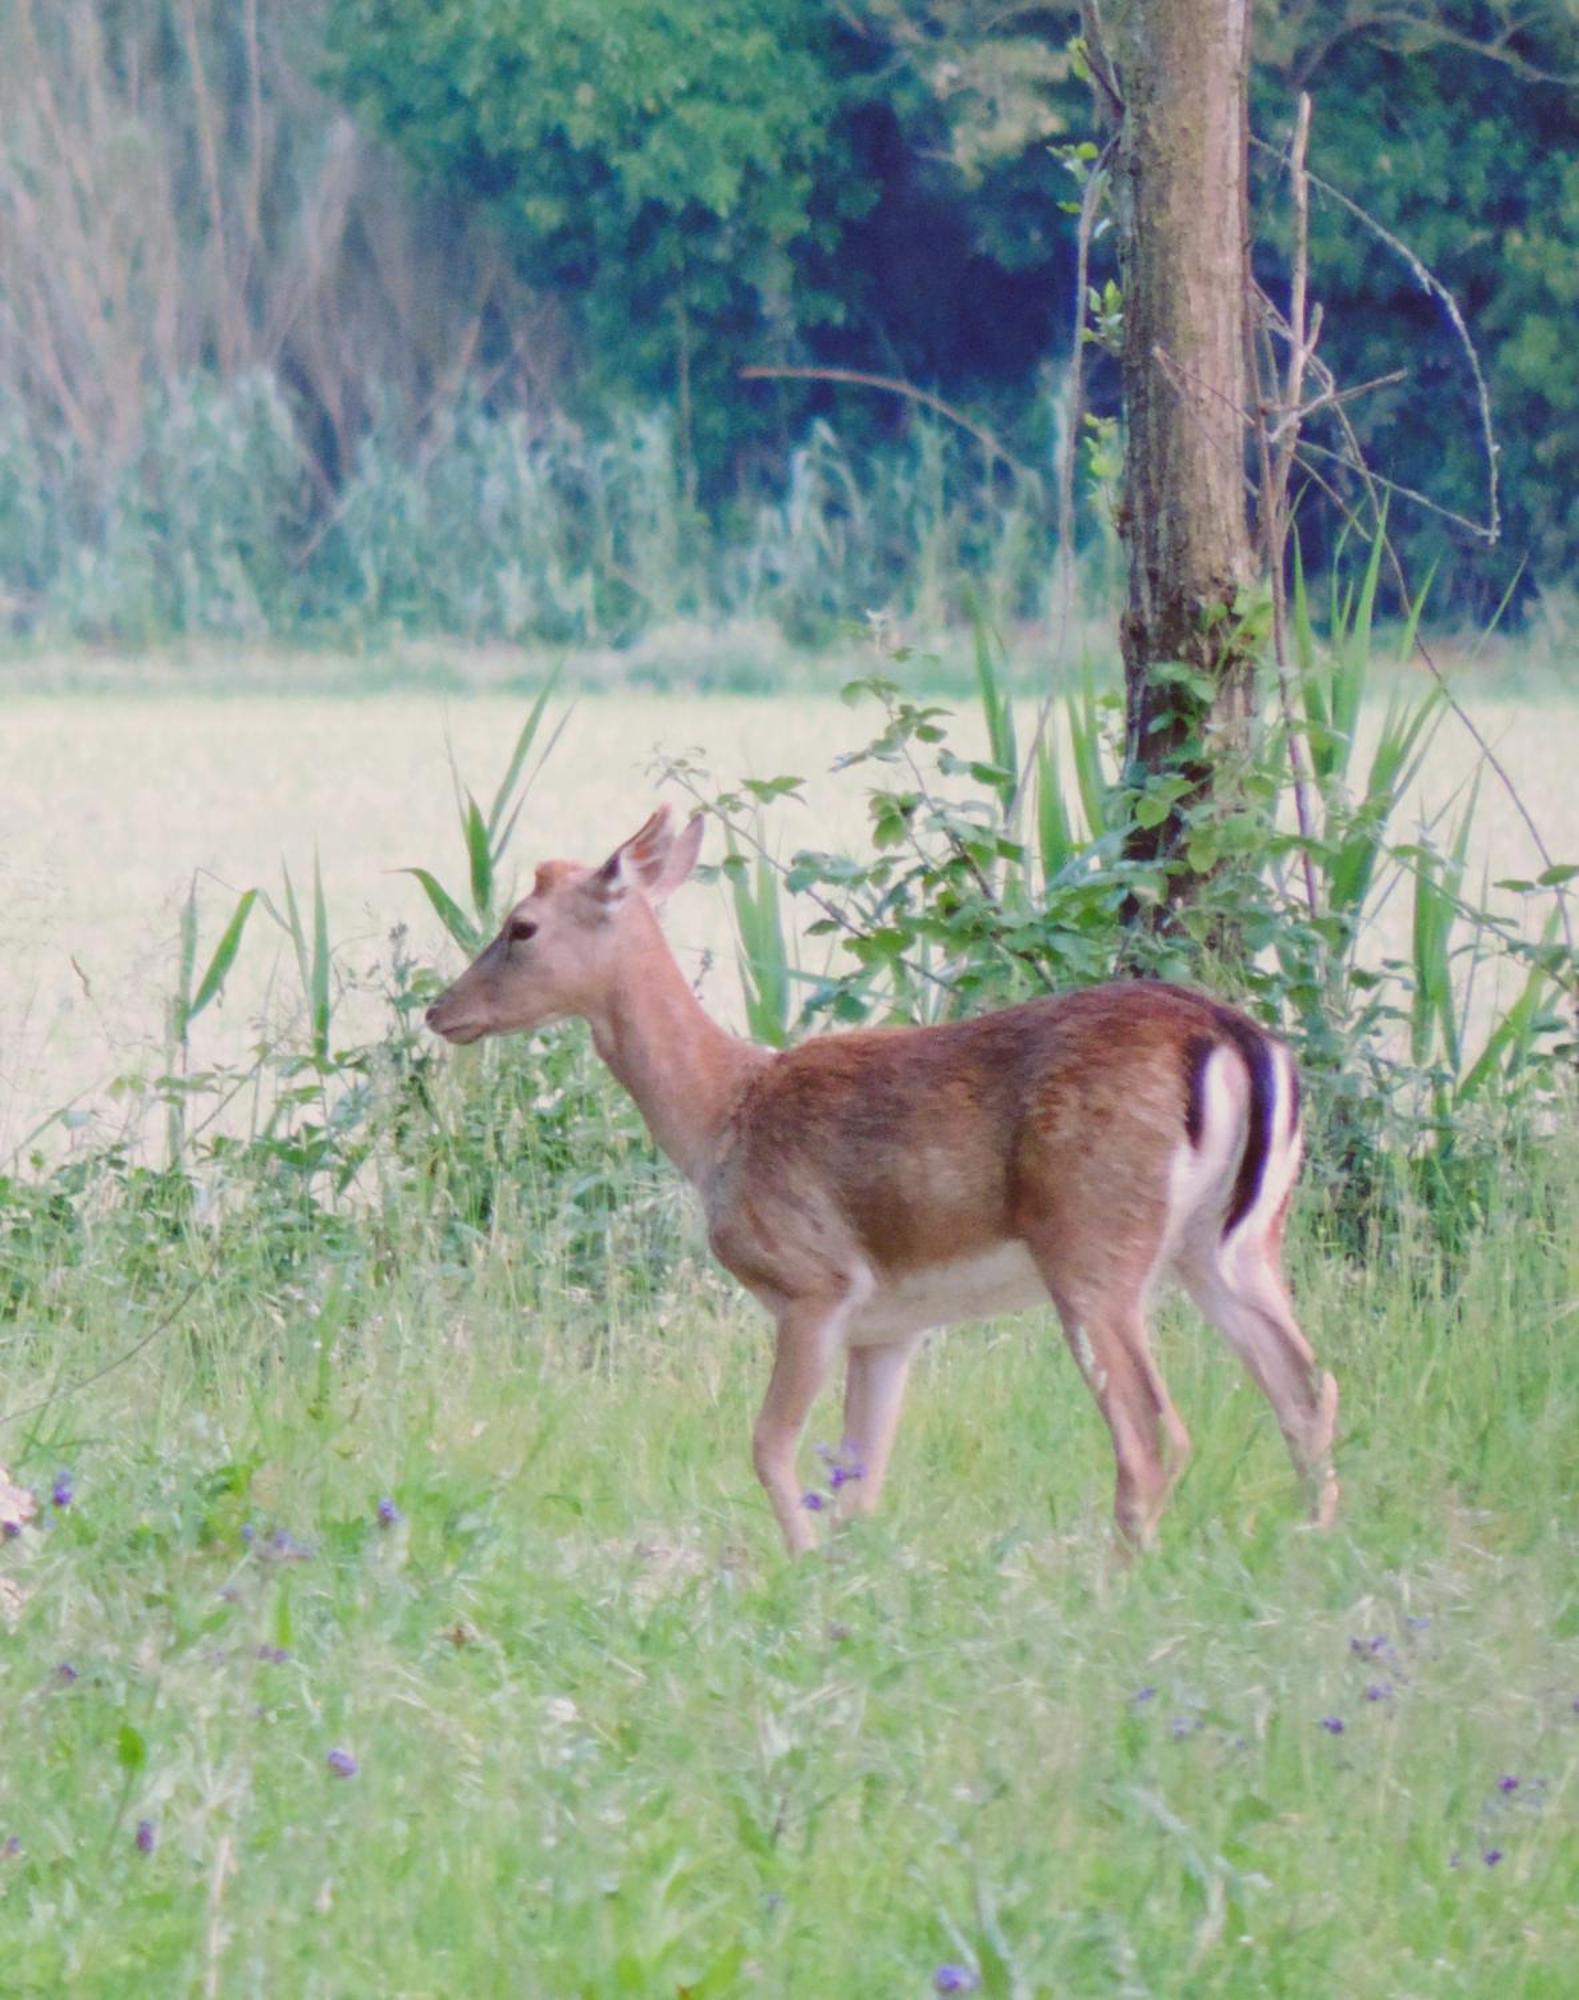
[1,2,1576,637]
[326,0,861,482]
[673,562,1575,1248]
[0,701,686,1331]
[1253,0,1579,609]
[319,0,1579,609]
[0,389,1064,651]
[0,0,529,537]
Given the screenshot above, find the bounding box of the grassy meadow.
[2,645,1578,1994]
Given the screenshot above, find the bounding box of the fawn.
[426,806,1339,1553]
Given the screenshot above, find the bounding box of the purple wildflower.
[1498,1775,1519,1793]
[135,1820,156,1855]
[54,1662,78,1685]
[813,1441,865,1491]
[1349,1635,1387,1657]
[2,1521,20,1541]
[326,1748,358,1779]
[1406,1615,1431,1630]
[934,1968,981,1995]
[240,1522,256,1547]
[1364,1683,1392,1702]
[1132,1686,1157,1704]
[800,1491,826,1513]
[376,1496,401,1527]
[1483,1848,1503,1866]
[50,1473,73,1510]
[256,1645,289,1665]
[1320,1716,1345,1735]
[2,1836,20,1858]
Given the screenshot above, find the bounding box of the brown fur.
[428,808,1340,1554]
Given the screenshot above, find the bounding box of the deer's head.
[425,806,705,1044]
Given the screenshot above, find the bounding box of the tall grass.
[0,384,1069,654]
[1,1119,1577,1992]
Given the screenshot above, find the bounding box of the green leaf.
[310,854,332,1064]
[400,869,482,953]
[465,795,492,920]
[187,889,259,1024]
[279,863,311,1005]
[173,879,199,1039]
[485,669,563,846]
[117,1722,147,1773]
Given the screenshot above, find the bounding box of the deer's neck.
[586,919,765,1186]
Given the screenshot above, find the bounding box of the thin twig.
[1252,93,1321,918]
[1156,289,1573,968]
[1263,366,1405,446]
[1055,138,1118,649]
[737,366,1031,479]
[1079,0,1125,123]
[1251,131,1499,544]
[1016,133,1116,843]
[204,1832,236,2000]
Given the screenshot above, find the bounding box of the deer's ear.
[588,807,674,905]
[647,812,704,904]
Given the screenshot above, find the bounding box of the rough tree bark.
[1105,0,1258,909]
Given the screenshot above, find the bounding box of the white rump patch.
[1162,1045,1243,1260]
[1163,1039,1301,1279]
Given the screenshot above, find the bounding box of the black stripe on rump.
[1183,1034,1216,1148]
[1210,1007,1279,1239]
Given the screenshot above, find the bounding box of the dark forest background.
[2,0,1574,650]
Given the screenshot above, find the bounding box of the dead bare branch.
[738,365,1032,478]
[1251,130,1499,545]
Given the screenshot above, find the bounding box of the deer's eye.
[508,918,538,945]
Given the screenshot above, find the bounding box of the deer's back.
[706,982,1278,1305]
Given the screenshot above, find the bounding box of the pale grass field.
[2,675,1576,1157]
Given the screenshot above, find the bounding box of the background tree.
[1097,0,1260,911]
[326,0,861,497]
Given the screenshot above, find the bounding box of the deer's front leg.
[753,1293,855,1554]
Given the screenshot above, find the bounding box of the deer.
[425,806,1339,1555]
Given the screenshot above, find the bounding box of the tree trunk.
[1108,0,1257,908]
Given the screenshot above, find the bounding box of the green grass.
[3,1133,1578,1995]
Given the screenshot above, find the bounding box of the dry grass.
[2,673,1575,1156]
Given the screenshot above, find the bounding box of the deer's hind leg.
[1023,1213,1191,1549]
[1180,1217,1338,1528]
